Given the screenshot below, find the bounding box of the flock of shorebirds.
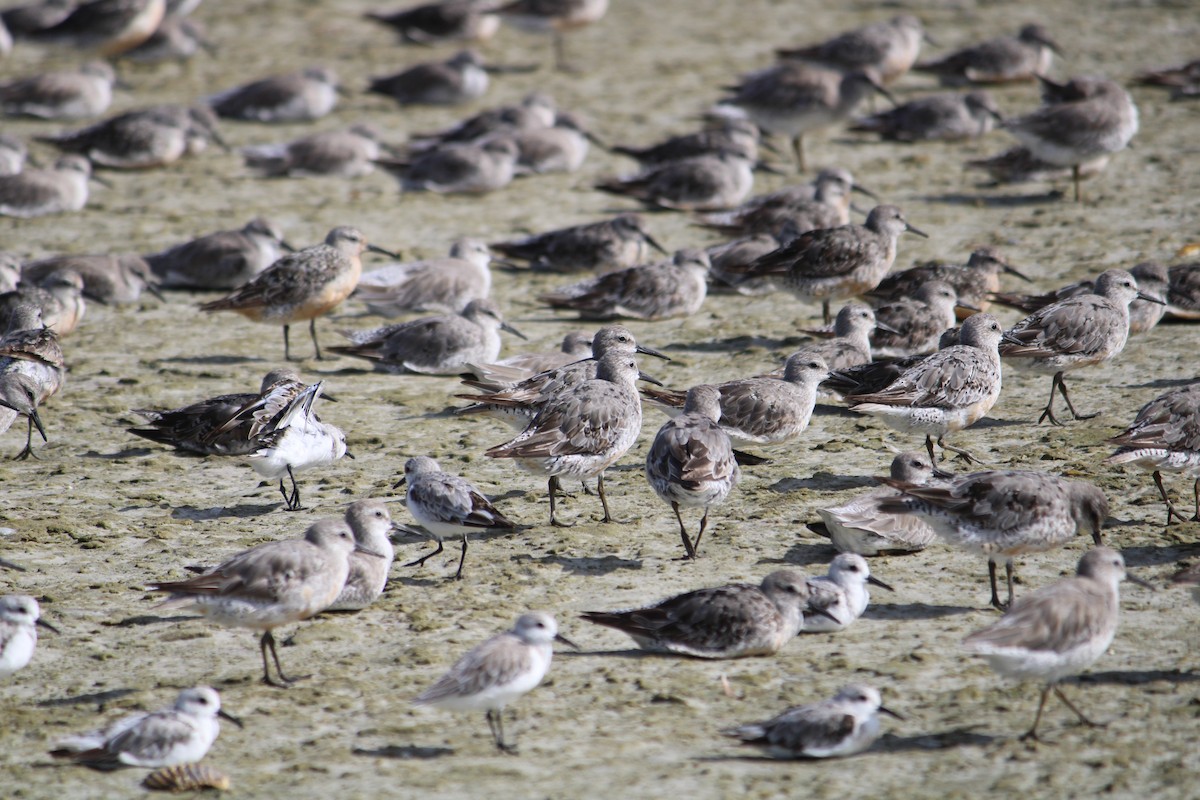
[1,0,1199,789]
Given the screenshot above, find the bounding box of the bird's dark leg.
[925,435,937,465]
[309,318,322,360]
[454,535,468,580]
[549,476,573,527]
[597,473,613,523]
[1151,471,1188,525]
[1072,165,1082,203]
[14,416,38,460]
[938,436,982,464]
[1057,373,1098,420]
[1053,685,1100,728]
[1005,559,1016,609]
[283,324,292,361]
[1020,684,1052,741]
[404,539,444,568]
[673,502,695,559]
[692,509,711,557]
[791,134,806,172]
[261,630,308,688]
[281,465,301,510]
[987,560,1006,610]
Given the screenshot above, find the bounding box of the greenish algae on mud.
[2,1,1200,799]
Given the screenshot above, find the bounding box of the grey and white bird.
[327,499,399,611]
[990,261,1166,336]
[365,0,500,45]
[722,684,901,759]
[963,547,1150,740]
[368,49,488,106]
[0,269,86,335]
[0,61,116,119]
[539,248,709,321]
[596,149,755,211]
[865,246,1030,319]
[413,612,575,752]
[0,155,91,218]
[241,124,386,178]
[645,384,740,559]
[0,594,56,676]
[395,456,516,580]
[208,66,340,122]
[464,331,592,389]
[23,252,161,304]
[145,218,292,290]
[776,14,927,85]
[850,90,1002,142]
[329,298,525,374]
[355,238,492,316]
[38,104,224,169]
[50,686,240,769]
[800,553,894,632]
[0,305,65,459]
[493,0,609,72]
[915,24,1061,85]
[869,280,963,358]
[381,137,519,194]
[491,213,666,273]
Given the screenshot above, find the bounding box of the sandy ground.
[2,0,1200,798]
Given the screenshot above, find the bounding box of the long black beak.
[812,607,841,624]
[279,239,298,253]
[1003,262,1033,282]
[851,183,879,201]
[344,450,356,460]
[873,320,902,335]
[29,409,47,442]
[904,223,929,239]
[1127,573,1156,591]
[501,321,528,340]
[643,232,668,255]
[393,475,407,490]
[144,282,165,301]
[1137,291,1167,305]
[36,617,59,634]
[868,575,895,592]
[956,299,982,312]
[879,704,905,720]
[638,371,664,387]
[89,172,115,189]
[554,632,580,650]
[218,709,245,729]
[367,243,400,259]
[635,343,671,362]
[355,544,388,559]
[753,160,786,176]
[873,82,899,107]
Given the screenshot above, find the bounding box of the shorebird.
[865,246,1030,318]
[990,261,1167,335]
[999,269,1160,425]
[785,303,882,377]
[329,298,524,374]
[847,312,1004,463]
[808,450,945,555]
[145,218,293,290]
[801,553,893,632]
[22,253,161,303]
[0,155,92,218]
[122,15,212,63]
[0,61,116,119]
[0,594,56,676]
[31,0,165,56]
[0,305,65,459]
[965,145,1110,188]
[1165,262,1200,321]
[722,64,895,171]
[127,368,305,456]
[539,249,709,320]
[493,0,609,72]
[581,570,821,657]
[612,116,760,167]
[380,137,519,194]
[881,470,1108,609]
[355,238,492,317]
[486,352,650,526]
[776,15,928,84]
[465,331,592,388]
[148,517,373,686]
[963,547,1150,740]
[722,684,901,758]
[850,90,1002,142]
[915,24,1061,85]
[327,499,399,611]
[395,456,516,580]
[742,204,927,323]
[596,149,755,211]
[50,687,240,769]
[694,166,859,238]
[368,49,488,106]
[869,280,964,358]
[38,104,225,169]
[1106,383,1200,524]
[498,111,593,175]
[241,125,386,178]
[1,0,75,38]
[200,226,395,361]
[406,91,556,151]
[208,66,340,122]
[645,384,740,559]
[491,213,665,273]
[642,353,827,451]
[413,612,576,752]
[365,0,500,44]
[0,269,86,335]
[1001,75,1138,202]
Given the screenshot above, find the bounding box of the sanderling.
[743,205,927,323]
[369,49,488,106]
[498,111,593,175]
[380,137,519,194]
[916,24,1061,85]
[596,149,755,211]
[241,124,386,178]
[539,248,709,320]
[486,351,651,526]
[32,0,165,56]
[200,226,395,361]
[413,612,576,751]
[0,269,86,336]
[695,166,855,238]
[882,470,1108,609]
[645,384,740,559]
[991,261,1167,336]
[493,0,609,72]
[22,252,161,303]
[208,66,339,122]
[642,353,827,451]
[465,331,592,388]
[395,456,516,580]
[722,64,894,171]
[963,547,1150,740]
[801,553,893,633]
[1001,75,1138,202]
[491,213,665,273]
[149,517,374,685]
[0,155,91,218]
[0,594,56,676]
[39,104,224,169]
[328,498,399,611]
[1165,262,1200,321]
[612,116,760,167]
[127,368,303,456]
[0,61,116,119]
[50,686,240,768]
[145,218,293,290]
[0,305,65,458]
[581,570,819,657]
[722,684,901,758]
[809,450,944,555]
[365,0,500,45]
[865,246,1029,318]
[407,91,556,150]
[965,145,1110,188]
[851,90,1002,142]
[847,312,1004,463]
[706,233,782,296]
[329,298,525,374]
[786,303,881,378]
[776,15,927,85]
[1000,269,1160,425]
[355,238,493,317]
[1106,382,1200,524]
[869,280,963,358]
